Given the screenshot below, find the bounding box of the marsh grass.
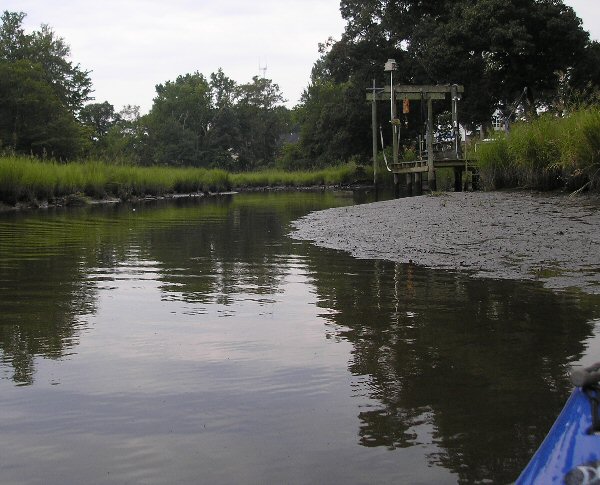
[477,107,600,191]
[0,157,364,206]
[230,163,361,188]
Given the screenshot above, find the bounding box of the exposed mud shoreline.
[291,191,600,294]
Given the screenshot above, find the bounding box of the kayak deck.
[516,387,600,484]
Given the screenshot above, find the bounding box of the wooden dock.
[389,158,479,195]
[390,157,478,194]
[367,76,479,194]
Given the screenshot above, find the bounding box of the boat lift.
[367,59,477,194]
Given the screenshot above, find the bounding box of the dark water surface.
[0,191,599,484]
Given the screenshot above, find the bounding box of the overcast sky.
[3,0,598,114]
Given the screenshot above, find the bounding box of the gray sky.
[3,0,598,113]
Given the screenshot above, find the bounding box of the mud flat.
[291,191,600,294]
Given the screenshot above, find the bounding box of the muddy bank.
[291,191,600,294]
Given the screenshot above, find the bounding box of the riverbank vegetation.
[2,3,600,200]
[476,106,600,192]
[0,155,363,206]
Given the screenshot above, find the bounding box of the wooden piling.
[371,80,378,188]
[405,173,413,196]
[415,173,422,195]
[426,98,436,191]
[454,168,462,192]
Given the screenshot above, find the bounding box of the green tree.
[0,11,92,158]
[205,69,242,170]
[0,11,92,113]
[298,0,593,163]
[80,102,120,140]
[144,72,213,166]
[571,41,600,95]
[142,70,288,170]
[103,105,147,164]
[297,80,368,166]
[210,68,237,110]
[407,0,589,120]
[79,101,121,158]
[0,59,87,158]
[235,76,286,169]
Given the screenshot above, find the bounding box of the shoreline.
[0,184,364,213]
[291,191,600,295]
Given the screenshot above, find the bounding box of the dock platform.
[390,157,479,194]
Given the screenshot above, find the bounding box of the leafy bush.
[275,142,307,171]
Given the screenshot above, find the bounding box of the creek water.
[0,191,598,484]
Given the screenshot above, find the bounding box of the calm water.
[0,191,599,484]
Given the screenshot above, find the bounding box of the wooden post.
[426,97,436,191]
[451,85,462,159]
[391,81,399,167]
[371,80,378,187]
[415,172,422,195]
[405,173,413,195]
[454,168,462,192]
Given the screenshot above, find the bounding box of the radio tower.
[259,58,267,79]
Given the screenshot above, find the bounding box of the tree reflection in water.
[0,192,598,484]
[0,192,352,386]
[305,253,599,483]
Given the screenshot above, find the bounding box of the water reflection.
[0,191,598,484]
[0,214,98,385]
[304,255,599,482]
[0,192,353,385]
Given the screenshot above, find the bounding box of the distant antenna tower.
[258,58,268,78]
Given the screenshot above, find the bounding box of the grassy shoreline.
[9,102,598,211]
[0,156,367,209]
[476,106,600,192]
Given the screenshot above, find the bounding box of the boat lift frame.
[367,64,474,193]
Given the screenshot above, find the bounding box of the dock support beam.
[451,85,463,159]
[454,168,463,192]
[405,173,413,195]
[426,98,436,191]
[391,83,399,168]
[371,80,378,188]
[415,173,422,195]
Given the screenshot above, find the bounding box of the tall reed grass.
[230,163,360,188]
[476,107,600,191]
[0,157,364,206]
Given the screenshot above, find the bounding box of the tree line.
[299,0,600,165]
[80,70,290,170]
[1,2,600,170]
[0,11,291,170]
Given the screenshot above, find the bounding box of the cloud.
[5,0,345,111]
[5,0,598,113]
